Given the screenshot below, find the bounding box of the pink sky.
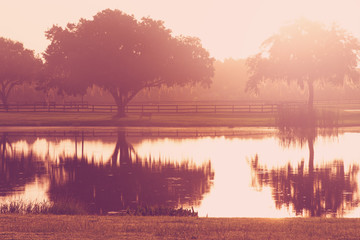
[1,0,360,60]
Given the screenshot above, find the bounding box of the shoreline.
[1,111,360,128]
[0,112,277,127]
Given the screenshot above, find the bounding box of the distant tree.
[44,9,214,116]
[246,19,360,108]
[0,37,42,109]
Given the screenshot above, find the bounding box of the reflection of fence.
[0,103,278,114]
[1,129,272,138]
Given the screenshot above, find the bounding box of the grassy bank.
[1,214,360,240]
[0,112,276,127]
[1,108,360,127]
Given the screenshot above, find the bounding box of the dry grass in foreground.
[1,215,360,240]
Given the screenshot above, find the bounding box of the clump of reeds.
[0,200,52,214]
[0,200,198,217]
[0,199,87,215]
[124,205,198,217]
[47,198,88,215]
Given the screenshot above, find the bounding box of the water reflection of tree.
[251,156,359,217]
[48,131,214,214]
[251,108,360,217]
[0,133,45,196]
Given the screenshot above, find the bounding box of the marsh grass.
[0,201,51,214]
[0,199,87,215]
[126,205,198,217]
[0,200,197,217]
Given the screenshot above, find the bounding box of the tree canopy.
[0,37,42,108]
[44,9,214,116]
[246,18,360,108]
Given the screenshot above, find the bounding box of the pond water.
[1,126,360,217]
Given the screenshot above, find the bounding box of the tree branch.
[125,88,142,104]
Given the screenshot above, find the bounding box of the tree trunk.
[0,94,8,111]
[308,80,314,110]
[308,137,314,174]
[116,104,126,117]
[109,88,142,118]
[307,136,315,216]
[110,95,126,118]
[111,131,132,166]
[109,90,127,118]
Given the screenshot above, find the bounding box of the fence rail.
[0,103,280,114]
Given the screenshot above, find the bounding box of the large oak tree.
[246,19,360,109]
[0,37,42,109]
[44,9,214,116]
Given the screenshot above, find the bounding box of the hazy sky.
[1,0,360,60]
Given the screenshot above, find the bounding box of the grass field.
[1,214,360,240]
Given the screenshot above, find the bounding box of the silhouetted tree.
[44,9,214,116]
[0,37,42,109]
[246,19,360,109]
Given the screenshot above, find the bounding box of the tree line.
[1,11,360,116]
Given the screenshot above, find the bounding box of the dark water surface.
[1,126,359,217]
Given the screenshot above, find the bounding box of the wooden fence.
[0,103,280,114]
